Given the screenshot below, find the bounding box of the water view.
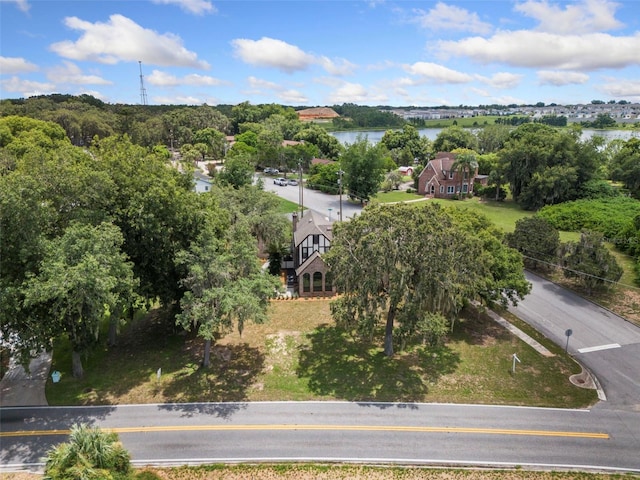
[330,127,640,146]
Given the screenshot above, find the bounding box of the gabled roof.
[293,210,334,247]
[194,171,212,183]
[295,250,323,277]
[418,152,456,179]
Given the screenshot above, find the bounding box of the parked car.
[264,167,279,175]
[287,178,298,186]
[274,177,287,186]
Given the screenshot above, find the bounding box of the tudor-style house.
[417,152,479,198]
[291,210,335,298]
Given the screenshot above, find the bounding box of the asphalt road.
[2,402,639,472]
[261,174,364,220]
[509,271,640,410]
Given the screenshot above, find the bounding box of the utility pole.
[298,160,304,218]
[337,169,344,221]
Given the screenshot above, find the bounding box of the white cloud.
[537,70,589,86]
[599,77,640,99]
[153,95,205,105]
[231,37,355,76]
[147,70,226,87]
[50,14,209,69]
[413,2,492,34]
[317,56,357,76]
[326,81,388,104]
[245,76,308,104]
[47,61,112,85]
[1,0,30,13]
[0,76,56,96]
[150,0,216,15]
[404,62,473,84]
[232,37,314,73]
[515,0,623,34]
[477,72,524,89]
[437,31,640,71]
[0,56,38,74]
[469,87,491,98]
[277,89,309,104]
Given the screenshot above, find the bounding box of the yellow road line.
[0,424,609,439]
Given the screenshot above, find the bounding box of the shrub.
[44,424,131,480]
[538,197,640,239]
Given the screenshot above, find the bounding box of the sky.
[1,0,640,107]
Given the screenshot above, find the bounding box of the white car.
[274,177,287,186]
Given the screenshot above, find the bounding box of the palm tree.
[451,152,478,199]
[44,424,131,480]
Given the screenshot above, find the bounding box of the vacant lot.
[46,299,596,408]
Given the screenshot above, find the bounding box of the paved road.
[2,402,639,472]
[510,271,640,411]
[262,174,363,220]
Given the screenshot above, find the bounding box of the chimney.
[292,212,298,232]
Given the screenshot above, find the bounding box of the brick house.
[417,152,479,198]
[291,210,335,298]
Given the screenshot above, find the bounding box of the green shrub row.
[538,197,640,239]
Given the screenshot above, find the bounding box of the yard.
[46,299,596,408]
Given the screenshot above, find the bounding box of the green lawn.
[46,300,596,409]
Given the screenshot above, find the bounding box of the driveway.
[509,271,640,410]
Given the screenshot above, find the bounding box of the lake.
[331,127,640,145]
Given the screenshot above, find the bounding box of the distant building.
[193,171,212,193]
[297,107,340,121]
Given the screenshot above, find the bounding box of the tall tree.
[451,150,478,198]
[340,135,386,203]
[22,222,137,378]
[175,217,279,367]
[324,203,528,356]
[561,231,623,294]
[506,216,560,271]
[433,125,478,152]
[610,138,640,197]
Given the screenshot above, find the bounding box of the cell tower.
[138,60,148,106]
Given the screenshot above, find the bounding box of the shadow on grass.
[160,343,265,406]
[296,324,459,403]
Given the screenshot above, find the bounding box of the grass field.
[46,299,596,408]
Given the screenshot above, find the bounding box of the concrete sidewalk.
[0,352,51,407]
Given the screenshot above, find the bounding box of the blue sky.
[1,0,639,107]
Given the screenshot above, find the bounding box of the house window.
[430,185,435,194]
[449,171,454,179]
[313,234,319,245]
[440,185,444,193]
[313,272,323,292]
[447,186,455,194]
[462,183,468,193]
[303,273,311,292]
[325,271,333,291]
